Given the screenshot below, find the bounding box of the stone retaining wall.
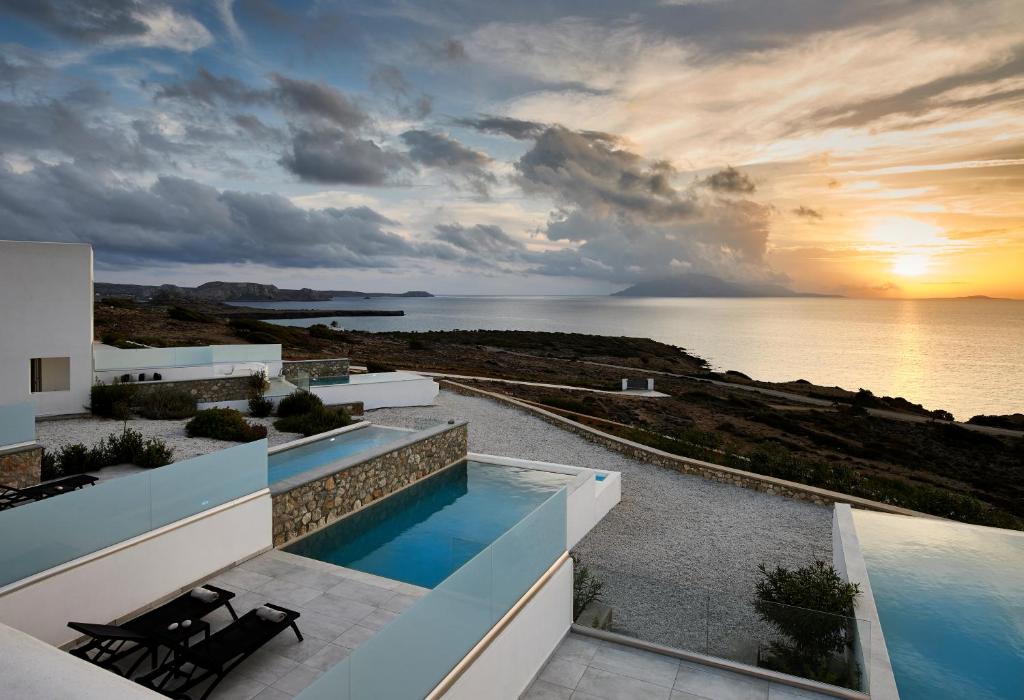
[0,444,42,488]
[282,358,350,382]
[442,380,931,518]
[272,422,467,546]
[129,376,253,404]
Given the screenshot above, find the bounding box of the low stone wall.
[272,422,467,546]
[442,380,931,518]
[282,358,350,382]
[129,376,253,404]
[0,445,42,488]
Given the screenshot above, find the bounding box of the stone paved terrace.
[200,550,428,700]
[523,632,836,700]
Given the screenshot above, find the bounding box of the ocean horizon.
[237,295,1023,421]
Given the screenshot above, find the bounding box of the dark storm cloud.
[516,126,696,220]
[400,129,496,196]
[792,205,823,219]
[700,166,757,194]
[279,127,410,185]
[453,114,546,140]
[434,223,525,258]
[156,69,368,130]
[0,160,442,269]
[0,0,148,41]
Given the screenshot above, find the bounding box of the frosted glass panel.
[0,440,267,587]
[0,401,34,448]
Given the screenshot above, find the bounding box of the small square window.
[30,357,71,392]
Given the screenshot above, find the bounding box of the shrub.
[407,337,429,351]
[366,361,394,373]
[41,450,59,480]
[167,305,216,323]
[55,443,91,475]
[248,395,274,417]
[229,318,316,350]
[91,382,137,417]
[137,386,197,419]
[186,408,267,442]
[134,438,175,468]
[276,390,323,418]
[274,406,351,437]
[755,561,860,686]
[248,369,270,396]
[572,553,604,620]
[308,323,338,339]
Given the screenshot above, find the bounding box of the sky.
[0,0,1022,298]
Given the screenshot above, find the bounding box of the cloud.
[370,65,432,119]
[792,205,823,219]
[0,160,445,269]
[439,39,467,61]
[279,127,410,185]
[400,129,495,196]
[1,0,211,51]
[156,69,368,129]
[453,114,546,140]
[700,166,756,194]
[433,223,525,260]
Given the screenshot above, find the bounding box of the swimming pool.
[853,511,1024,700]
[268,425,411,485]
[284,460,572,588]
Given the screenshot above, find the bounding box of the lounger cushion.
[190,587,219,603]
[255,606,286,623]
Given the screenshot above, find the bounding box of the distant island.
[612,273,840,298]
[95,281,433,302]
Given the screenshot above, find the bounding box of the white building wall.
[0,491,271,647]
[0,241,93,416]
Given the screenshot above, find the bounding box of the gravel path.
[36,415,299,463]
[369,390,833,661]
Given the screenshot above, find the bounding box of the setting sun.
[891,254,930,277]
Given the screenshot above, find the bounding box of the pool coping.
[832,504,900,700]
[466,451,593,494]
[268,420,466,495]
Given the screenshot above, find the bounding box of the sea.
[238,296,1024,421]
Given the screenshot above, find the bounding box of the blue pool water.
[285,461,571,587]
[268,425,409,484]
[853,511,1024,700]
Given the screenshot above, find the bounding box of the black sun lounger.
[0,473,98,510]
[68,585,238,676]
[137,604,302,700]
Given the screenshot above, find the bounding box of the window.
[30,357,71,392]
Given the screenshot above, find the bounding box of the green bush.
[366,361,394,373]
[168,305,216,323]
[134,438,176,468]
[41,450,59,481]
[47,429,174,475]
[755,561,860,687]
[572,553,604,620]
[276,390,323,418]
[308,323,339,339]
[91,382,137,417]
[137,386,197,419]
[186,408,268,442]
[274,406,351,437]
[248,395,274,417]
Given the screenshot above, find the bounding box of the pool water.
[268,425,409,484]
[284,460,572,587]
[854,511,1024,700]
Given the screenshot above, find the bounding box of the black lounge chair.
[68,585,238,676]
[137,604,302,700]
[0,473,98,510]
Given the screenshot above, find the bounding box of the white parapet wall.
[439,556,573,700]
[0,491,272,647]
[310,371,440,410]
[0,621,161,699]
[832,504,900,700]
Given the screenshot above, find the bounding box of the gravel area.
[36,415,300,463]
[369,390,833,662]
